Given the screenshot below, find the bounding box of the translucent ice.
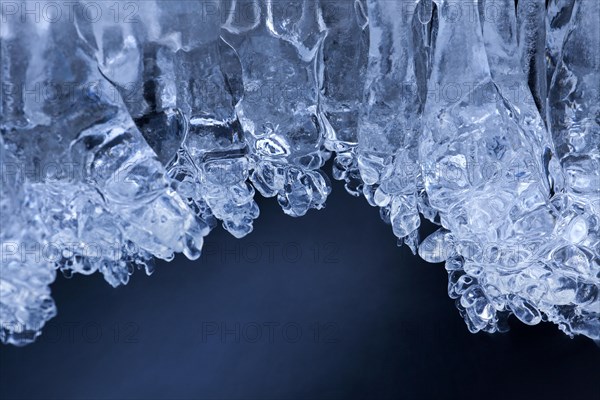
[221,0,331,217]
[1,2,209,343]
[0,136,57,346]
[74,0,259,238]
[420,0,558,333]
[546,0,600,337]
[1,0,599,345]
[415,0,598,337]
[320,0,368,196]
[357,0,426,243]
[517,0,548,119]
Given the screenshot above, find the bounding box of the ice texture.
[518,0,548,118]
[1,1,209,344]
[320,0,368,197]
[417,0,598,337]
[1,0,598,345]
[546,0,600,337]
[221,0,331,217]
[420,0,557,333]
[357,0,427,247]
[0,135,57,345]
[74,0,259,238]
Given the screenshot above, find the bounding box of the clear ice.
[0,0,598,345]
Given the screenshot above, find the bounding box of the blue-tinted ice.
[1,0,598,344]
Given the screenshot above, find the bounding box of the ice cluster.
[1,0,598,345]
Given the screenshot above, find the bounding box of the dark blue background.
[1,177,599,399]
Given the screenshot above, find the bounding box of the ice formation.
[0,0,598,345]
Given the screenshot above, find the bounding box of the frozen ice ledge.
[1,0,598,345]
